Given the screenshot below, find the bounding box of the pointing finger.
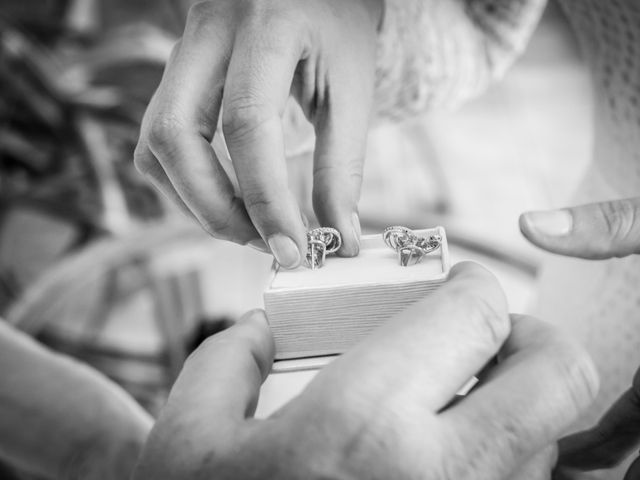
[520,197,640,259]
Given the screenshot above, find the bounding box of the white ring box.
[264,226,450,372]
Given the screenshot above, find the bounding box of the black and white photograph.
[0,0,639,478]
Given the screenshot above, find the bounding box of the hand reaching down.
[135,0,383,268]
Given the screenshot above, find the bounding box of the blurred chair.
[5,222,221,414]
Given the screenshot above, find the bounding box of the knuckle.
[313,162,364,185]
[187,1,219,28]
[598,200,638,248]
[546,339,600,414]
[200,214,233,237]
[199,198,244,238]
[185,1,231,48]
[147,113,185,154]
[222,98,273,142]
[243,190,276,213]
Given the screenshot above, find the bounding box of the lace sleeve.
[374,0,546,120]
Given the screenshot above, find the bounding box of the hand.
[519,197,640,477]
[519,197,640,259]
[0,322,152,480]
[133,263,598,480]
[134,0,383,268]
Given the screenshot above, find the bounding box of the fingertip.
[336,227,360,257]
[518,212,533,238]
[518,211,545,247]
[448,261,502,297]
[320,211,361,258]
[519,209,573,241]
[267,233,303,269]
[311,172,362,257]
[334,215,360,257]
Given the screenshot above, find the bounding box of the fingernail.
[247,238,269,253]
[267,234,301,268]
[523,210,573,236]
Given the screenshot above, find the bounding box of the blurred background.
[0,0,592,476]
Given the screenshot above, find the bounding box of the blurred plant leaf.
[0,5,174,245]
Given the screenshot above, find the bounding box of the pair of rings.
[304,226,441,269]
[383,226,442,267]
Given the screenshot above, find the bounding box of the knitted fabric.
[374,0,546,119]
[375,0,640,465]
[537,0,640,432]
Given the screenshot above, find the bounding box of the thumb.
[519,197,640,259]
[167,309,275,424]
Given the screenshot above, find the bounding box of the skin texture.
[134,0,384,268]
[133,262,599,480]
[519,197,640,478]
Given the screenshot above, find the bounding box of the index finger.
[142,4,258,243]
[520,197,640,259]
[222,17,307,269]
